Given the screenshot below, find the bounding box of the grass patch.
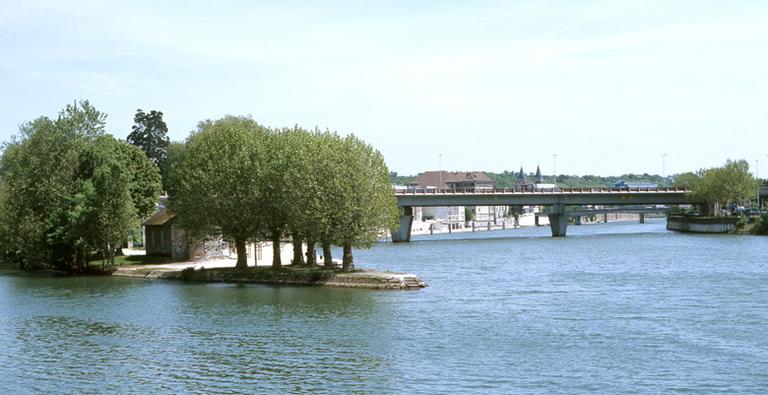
[88,254,182,267]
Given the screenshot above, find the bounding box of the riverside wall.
[667,215,739,234]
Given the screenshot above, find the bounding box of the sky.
[1,0,767,177]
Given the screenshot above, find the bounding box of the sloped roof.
[411,171,492,189]
[517,167,526,180]
[143,208,176,226]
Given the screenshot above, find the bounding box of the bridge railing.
[393,186,690,195]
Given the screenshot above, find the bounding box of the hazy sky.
[1,0,767,176]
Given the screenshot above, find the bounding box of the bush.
[751,214,768,235]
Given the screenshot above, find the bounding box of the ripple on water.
[1,220,767,393]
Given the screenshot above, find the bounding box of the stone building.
[143,208,193,259]
[142,207,299,264]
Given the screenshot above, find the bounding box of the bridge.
[533,207,668,225]
[393,187,695,241]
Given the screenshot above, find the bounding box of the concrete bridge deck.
[392,187,695,241]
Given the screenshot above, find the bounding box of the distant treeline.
[390,171,674,188]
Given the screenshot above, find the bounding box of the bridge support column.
[548,206,568,237]
[575,216,582,225]
[391,207,414,243]
[535,216,540,226]
[639,213,646,224]
[603,213,608,223]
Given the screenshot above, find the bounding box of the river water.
[2,219,767,393]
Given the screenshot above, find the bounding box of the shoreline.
[113,261,427,290]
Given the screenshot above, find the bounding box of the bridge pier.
[548,206,568,237]
[575,216,582,225]
[391,206,414,243]
[639,213,645,224]
[603,213,608,223]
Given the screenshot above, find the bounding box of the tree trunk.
[305,239,316,266]
[235,237,248,269]
[342,241,354,271]
[291,236,304,266]
[322,240,333,268]
[271,232,282,269]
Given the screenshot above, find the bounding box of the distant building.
[409,171,494,191]
[517,165,558,190]
[409,171,504,228]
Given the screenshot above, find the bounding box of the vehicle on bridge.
[614,180,658,188]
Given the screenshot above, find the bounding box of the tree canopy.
[0,101,162,271]
[674,159,759,215]
[1,104,399,272]
[167,116,264,269]
[127,109,170,189]
[167,119,399,270]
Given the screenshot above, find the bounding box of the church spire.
[516,166,526,185]
[535,165,543,183]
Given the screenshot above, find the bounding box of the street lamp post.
[438,154,443,190]
[661,153,667,178]
[552,154,557,185]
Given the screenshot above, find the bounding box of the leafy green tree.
[465,206,476,222]
[69,136,150,266]
[253,129,293,269]
[507,206,523,226]
[672,172,700,189]
[281,127,322,266]
[0,101,161,271]
[332,135,399,270]
[168,116,264,269]
[278,129,349,268]
[674,160,758,215]
[127,109,170,187]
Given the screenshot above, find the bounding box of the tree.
[162,142,186,196]
[675,160,758,215]
[672,172,699,189]
[127,109,170,188]
[253,129,293,269]
[332,135,399,270]
[0,101,161,271]
[68,136,156,266]
[168,116,264,269]
[281,127,321,266]
[507,206,523,226]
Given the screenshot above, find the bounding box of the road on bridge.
[391,187,697,241]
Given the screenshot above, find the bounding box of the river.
[2,219,767,393]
